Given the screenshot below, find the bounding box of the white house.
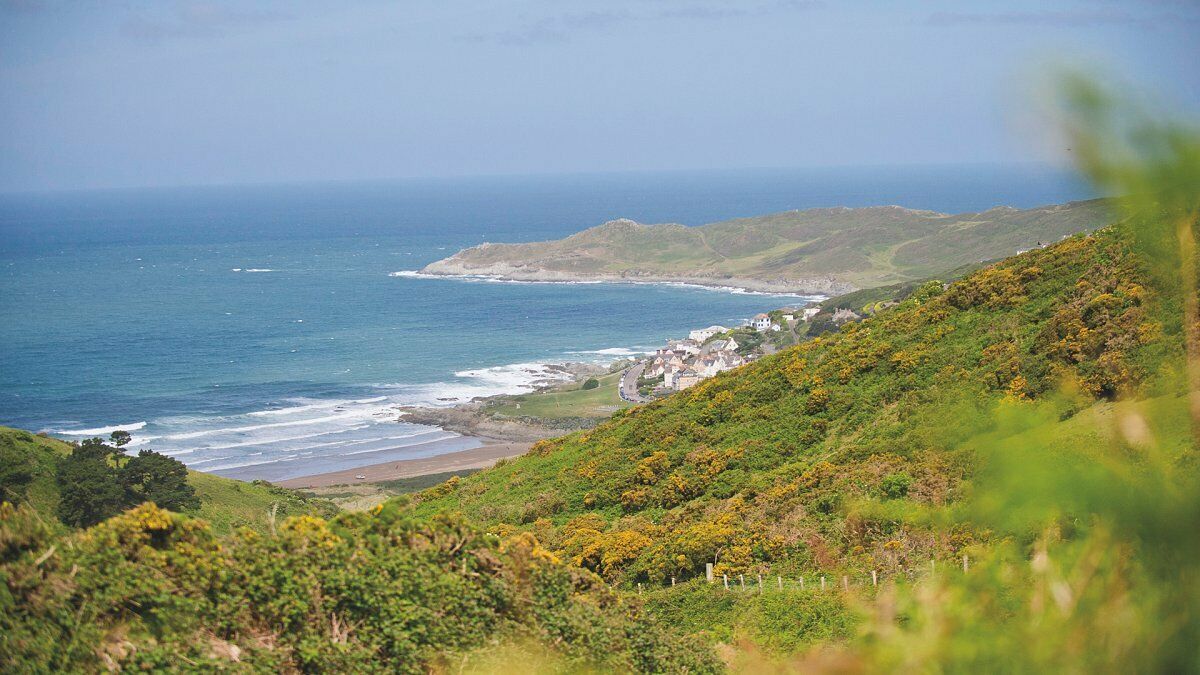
[674,368,702,390]
[668,339,702,356]
[750,313,773,331]
[688,325,728,342]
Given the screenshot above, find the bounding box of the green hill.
[415,224,1168,575]
[421,199,1111,293]
[409,223,1183,660]
[0,427,335,535]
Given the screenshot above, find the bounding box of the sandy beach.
[276,440,531,489]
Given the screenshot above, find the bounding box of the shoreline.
[276,440,531,489]
[404,268,844,297]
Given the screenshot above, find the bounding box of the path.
[619,362,650,403]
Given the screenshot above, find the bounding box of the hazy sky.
[1,0,1196,192]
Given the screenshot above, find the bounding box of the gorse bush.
[0,499,721,672]
[414,221,1167,586]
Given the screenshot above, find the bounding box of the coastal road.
[620,362,650,403]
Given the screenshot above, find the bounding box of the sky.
[0,0,1196,192]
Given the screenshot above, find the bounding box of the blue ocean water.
[0,165,1091,480]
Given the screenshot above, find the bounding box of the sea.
[0,165,1092,481]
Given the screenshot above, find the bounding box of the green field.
[486,371,629,419]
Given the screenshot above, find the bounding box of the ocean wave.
[231,268,276,273]
[47,421,147,436]
[194,424,375,451]
[566,347,651,356]
[161,410,381,441]
[246,396,389,418]
[389,270,601,285]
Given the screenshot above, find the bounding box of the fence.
[631,555,971,595]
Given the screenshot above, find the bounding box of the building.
[667,339,702,356]
[701,337,739,355]
[750,314,778,331]
[645,353,684,379]
[674,368,702,390]
[832,308,862,324]
[801,307,820,321]
[688,325,729,342]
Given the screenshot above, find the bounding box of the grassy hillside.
[0,426,334,534]
[413,224,1174,587]
[486,371,629,420]
[422,199,1111,292]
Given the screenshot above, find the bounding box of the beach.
[276,440,531,489]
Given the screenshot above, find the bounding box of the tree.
[109,430,131,447]
[121,450,199,512]
[581,378,600,390]
[55,444,124,527]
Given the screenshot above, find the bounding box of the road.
[619,361,650,403]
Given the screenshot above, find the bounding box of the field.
[486,371,629,419]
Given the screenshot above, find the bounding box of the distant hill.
[421,199,1112,294]
[0,426,335,534]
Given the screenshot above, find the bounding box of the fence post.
[638,583,642,595]
[843,575,849,591]
[777,575,783,591]
[706,562,714,583]
[871,570,877,587]
[739,574,745,591]
[671,577,676,587]
[963,555,969,574]
[800,576,805,590]
[723,574,729,590]
[757,574,763,594]
[820,576,826,591]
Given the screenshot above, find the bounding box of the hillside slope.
[421,199,1111,293]
[414,225,1176,585]
[0,427,334,534]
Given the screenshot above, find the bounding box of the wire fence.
[630,555,971,595]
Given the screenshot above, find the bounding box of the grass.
[486,371,629,419]
[297,469,484,512]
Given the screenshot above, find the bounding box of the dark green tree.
[109,430,131,447]
[55,441,124,527]
[121,450,199,512]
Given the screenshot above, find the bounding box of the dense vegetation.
[0,427,335,535]
[423,199,1109,291]
[0,501,719,672]
[415,225,1169,588]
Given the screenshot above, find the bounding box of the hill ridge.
[421,199,1111,294]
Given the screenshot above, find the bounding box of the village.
[621,304,825,401]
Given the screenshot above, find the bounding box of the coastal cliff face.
[420,200,1112,293]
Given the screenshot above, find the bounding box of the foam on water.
[48,421,147,436]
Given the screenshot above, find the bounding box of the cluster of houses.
[643,332,746,392]
[640,305,823,393]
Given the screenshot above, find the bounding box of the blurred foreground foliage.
[0,499,720,672]
[822,76,1200,672]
